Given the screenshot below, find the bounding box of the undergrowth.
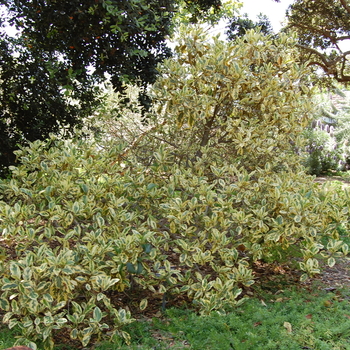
[2,280,350,350]
[94,284,350,350]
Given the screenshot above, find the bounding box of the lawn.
[82,281,350,350]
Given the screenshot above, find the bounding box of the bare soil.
[310,258,350,289]
[314,175,350,189]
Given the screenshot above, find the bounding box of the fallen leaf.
[275,297,284,302]
[254,321,262,327]
[260,299,267,307]
[283,321,293,333]
[305,314,312,319]
[344,314,350,319]
[323,300,333,307]
[275,290,284,294]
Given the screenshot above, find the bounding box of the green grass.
[0,325,20,349]
[92,285,350,350]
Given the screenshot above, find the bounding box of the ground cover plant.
[154,287,350,350]
[0,27,350,349]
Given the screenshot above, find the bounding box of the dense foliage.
[147,27,311,172]
[303,127,339,176]
[226,13,273,41]
[0,34,101,176]
[0,27,349,349]
[1,0,229,93]
[226,0,350,84]
[0,0,231,175]
[1,0,173,91]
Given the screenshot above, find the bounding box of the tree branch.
[296,44,350,65]
[195,104,220,159]
[110,119,167,165]
[336,35,350,42]
[291,22,337,43]
[339,54,350,82]
[296,44,350,82]
[339,0,350,15]
[296,44,331,65]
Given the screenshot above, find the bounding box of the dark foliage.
[0,35,101,176]
[1,0,224,92]
[226,13,273,41]
[183,0,222,22]
[1,0,173,92]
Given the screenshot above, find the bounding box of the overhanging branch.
[296,44,350,83]
[291,23,337,43]
[296,44,332,65]
[339,0,350,15]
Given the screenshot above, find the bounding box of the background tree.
[1,0,228,92]
[0,34,101,175]
[226,13,273,41]
[226,0,350,84]
[303,85,350,175]
[284,0,350,84]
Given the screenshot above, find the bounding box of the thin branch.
[150,134,179,149]
[308,60,334,73]
[339,0,350,15]
[296,44,350,66]
[110,119,167,165]
[336,35,350,42]
[337,75,350,82]
[339,55,350,82]
[296,44,350,82]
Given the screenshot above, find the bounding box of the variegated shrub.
[0,27,349,349]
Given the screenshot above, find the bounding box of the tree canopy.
[286,0,350,84]
[226,13,273,41]
[1,0,227,91]
[0,34,101,173]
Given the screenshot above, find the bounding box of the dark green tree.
[1,0,174,93]
[226,13,273,41]
[1,0,224,91]
[0,34,101,174]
